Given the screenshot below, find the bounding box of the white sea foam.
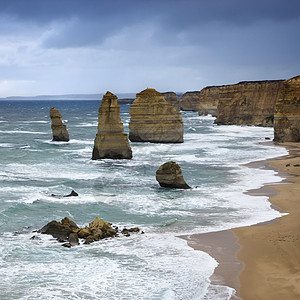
[72,122,98,127]
[21,120,48,124]
[0,130,48,134]
[40,139,93,145]
[0,231,219,300]
[0,143,15,148]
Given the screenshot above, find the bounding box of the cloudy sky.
[0,0,299,97]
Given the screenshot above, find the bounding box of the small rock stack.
[156,161,190,189]
[92,91,132,159]
[49,107,70,141]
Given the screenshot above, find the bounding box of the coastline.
[181,142,300,300]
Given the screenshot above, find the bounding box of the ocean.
[0,100,288,299]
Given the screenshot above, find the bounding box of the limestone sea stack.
[274,75,300,142]
[92,91,132,159]
[162,91,180,111]
[129,88,184,143]
[156,161,190,189]
[49,107,70,141]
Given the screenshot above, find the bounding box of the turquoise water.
[0,100,287,299]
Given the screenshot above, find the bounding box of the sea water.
[0,100,288,299]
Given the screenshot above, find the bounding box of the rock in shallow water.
[49,107,70,142]
[37,217,140,247]
[156,161,191,189]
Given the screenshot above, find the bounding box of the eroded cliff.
[214,80,284,126]
[274,75,300,142]
[179,87,219,116]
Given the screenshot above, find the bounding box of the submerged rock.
[129,88,184,143]
[92,91,132,159]
[156,161,191,189]
[64,190,79,197]
[49,107,70,141]
[274,75,300,142]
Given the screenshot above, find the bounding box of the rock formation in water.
[92,91,132,159]
[49,107,70,141]
[38,217,141,247]
[214,80,284,126]
[129,88,184,143]
[162,92,180,110]
[156,161,190,189]
[179,91,202,111]
[274,75,300,142]
[179,87,220,116]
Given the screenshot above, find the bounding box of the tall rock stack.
[274,75,300,142]
[92,91,132,159]
[49,108,70,141]
[129,88,184,143]
[214,80,284,126]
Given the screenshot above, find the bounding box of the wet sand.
[182,142,300,300]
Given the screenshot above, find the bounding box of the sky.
[0,0,299,97]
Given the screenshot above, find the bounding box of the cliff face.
[162,92,180,110]
[179,91,201,111]
[129,88,184,143]
[274,75,300,142]
[92,91,132,159]
[49,108,70,141]
[214,80,284,126]
[179,87,219,116]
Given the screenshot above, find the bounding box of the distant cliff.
[179,91,201,111]
[162,92,180,110]
[274,75,300,142]
[179,87,220,116]
[214,80,284,126]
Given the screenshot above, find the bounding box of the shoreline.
[181,142,300,300]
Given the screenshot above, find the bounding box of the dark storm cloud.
[0,0,299,96]
[1,0,300,49]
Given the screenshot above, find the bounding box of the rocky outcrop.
[274,75,300,142]
[38,217,141,247]
[38,217,79,242]
[215,80,284,126]
[162,92,180,110]
[129,88,184,143]
[156,161,190,189]
[49,108,70,141]
[92,91,132,159]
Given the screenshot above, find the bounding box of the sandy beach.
[183,142,300,300]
